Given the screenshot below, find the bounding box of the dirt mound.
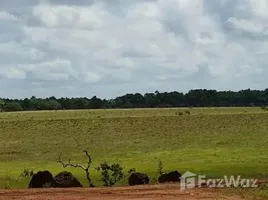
[128,172,149,186]
[54,171,83,188]
[28,170,55,188]
[158,170,182,183]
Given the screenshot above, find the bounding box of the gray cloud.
[0,0,268,99]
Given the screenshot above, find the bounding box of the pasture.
[0,107,268,197]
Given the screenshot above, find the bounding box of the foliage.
[127,168,136,174]
[95,162,124,187]
[2,88,268,111]
[3,102,23,112]
[20,168,34,178]
[175,111,183,116]
[43,99,62,110]
[3,175,11,189]
[0,99,5,112]
[185,110,191,115]
[4,181,10,189]
[260,106,268,111]
[157,160,164,176]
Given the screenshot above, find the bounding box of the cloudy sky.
[0,0,268,99]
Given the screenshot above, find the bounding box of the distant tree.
[29,97,42,110]
[21,98,31,110]
[44,99,62,110]
[3,102,23,112]
[73,98,89,109]
[0,99,5,112]
[89,96,103,109]
[144,93,157,107]
[2,88,268,110]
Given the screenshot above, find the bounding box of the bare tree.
[57,150,95,187]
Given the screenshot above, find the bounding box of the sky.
[0,0,268,99]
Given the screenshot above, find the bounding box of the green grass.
[0,107,268,190]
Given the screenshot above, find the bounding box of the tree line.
[1,89,268,112]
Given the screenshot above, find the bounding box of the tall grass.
[0,107,268,189]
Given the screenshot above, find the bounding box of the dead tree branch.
[57,150,94,187]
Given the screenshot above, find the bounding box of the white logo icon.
[180,171,258,190]
[180,171,197,190]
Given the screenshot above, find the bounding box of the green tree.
[95,162,124,187]
[0,99,5,112]
[89,96,103,109]
[44,99,62,110]
[3,102,23,112]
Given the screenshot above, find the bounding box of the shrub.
[95,162,124,187]
[4,181,10,189]
[20,168,34,178]
[4,175,11,189]
[127,168,136,174]
[175,112,183,116]
[157,160,164,176]
[185,110,191,115]
[0,99,5,112]
[260,106,268,111]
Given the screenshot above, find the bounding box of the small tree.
[57,150,94,187]
[95,162,124,187]
[0,99,5,112]
[157,160,164,176]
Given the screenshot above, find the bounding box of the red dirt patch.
[0,184,250,200]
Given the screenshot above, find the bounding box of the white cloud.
[126,2,162,20]
[0,11,18,21]
[0,67,26,79]
[227,17,267,35]
[85,72,103,83]
[16,59,77,81]
[248,0,268,20]
[0,0,268,98]
[33,2,110,29]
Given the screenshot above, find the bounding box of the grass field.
[0,107,268,195]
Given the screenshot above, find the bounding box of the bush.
[127,168,136,174]
[185,110,191,115]
[0,99,5,112]
[4,175,11,189]
[157,160,164,176]
[260,106,268,111]
[4,181,10,189]
[20,168,34,178]
[95,162,124,187]
[175,112,183,116]
[128,172,149,186]
[3,102,23,112]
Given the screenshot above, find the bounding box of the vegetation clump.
[20,168,34,178]
[95,162,124,187]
